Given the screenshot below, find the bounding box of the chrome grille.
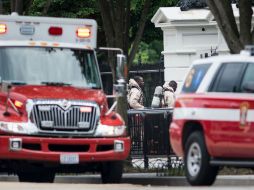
[30,100,99,132]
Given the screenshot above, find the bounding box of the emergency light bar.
[76,27,91,38]
[48,27,63,36]
[0,14,98,48]
[20,24,35,35]
[0,24,7,34]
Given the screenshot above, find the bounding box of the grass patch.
[219,167,254,175]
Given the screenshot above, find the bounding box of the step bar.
[210,159,254,167]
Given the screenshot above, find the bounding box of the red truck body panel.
[170,93,254,158]
[0,85,130,163]
[0,136,130,162]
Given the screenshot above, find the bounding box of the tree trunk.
[123,0,131,56]
[11,0,15,12]
[42,0,52,16]
[15,0,23,14]
[239,0,253,45]
[207,0,243,53]
[0,0,3,14]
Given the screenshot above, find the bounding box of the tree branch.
[23,0,34,15]
[239,0,252,45]
[123,0,130,56]
[42,0,52,16]
[128,0,151,67]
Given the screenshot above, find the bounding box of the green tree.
[207,0,253,53]
[133,40,163,64]
[28,0,97,17]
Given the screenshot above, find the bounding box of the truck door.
[208,62,254,158]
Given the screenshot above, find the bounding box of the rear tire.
[184,131,218,186]
[18,170,55,183]
[101,161,123,183]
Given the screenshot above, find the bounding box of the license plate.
[60,154,79,164]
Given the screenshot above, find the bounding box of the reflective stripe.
[173,107,254,122]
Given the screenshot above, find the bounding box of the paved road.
[1,173,254,189]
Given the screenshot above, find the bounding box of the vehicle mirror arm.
[97,47,123,54]
[105,101,118,116]
[3,84,12,116]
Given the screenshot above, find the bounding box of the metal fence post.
[142,112,149,169]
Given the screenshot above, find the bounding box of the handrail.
[127,107,173,115]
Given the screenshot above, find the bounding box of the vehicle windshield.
[0,47,102,89]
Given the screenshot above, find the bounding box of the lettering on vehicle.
[75,38,91,43]
[184,68,195,88]
[239,102,249,128]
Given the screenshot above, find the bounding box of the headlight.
[0,122,38,134]
[94,124,126,137]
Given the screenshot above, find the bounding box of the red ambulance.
[0,13,130,183]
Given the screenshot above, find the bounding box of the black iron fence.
[99,62,164,107]
[127,108,183,173]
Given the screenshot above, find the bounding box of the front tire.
[184,131,218,186]
[101,161,123,183]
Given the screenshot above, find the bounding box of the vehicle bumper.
[169,121,184,156]
[0,136,130,163]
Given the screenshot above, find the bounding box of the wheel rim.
[187,142,202,177]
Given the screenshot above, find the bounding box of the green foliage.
[28,0,98,18]
[130,0,178,64]
[130,0,178,43]
[133,40,163,64]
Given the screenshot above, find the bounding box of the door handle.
[203,103,239,108]
[203,103,211,108]
[230,103,239,108]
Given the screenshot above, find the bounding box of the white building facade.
[151,5,250,91]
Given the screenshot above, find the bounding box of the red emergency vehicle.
[0,13,130,183]
[170,46,254,186]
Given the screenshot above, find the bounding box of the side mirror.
[98,47,127,98]
[116,54,126,80]
[243,82,254,93]
[113,83,125,97]
[114,54,127,97]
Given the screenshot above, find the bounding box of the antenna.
[211,46,218,56]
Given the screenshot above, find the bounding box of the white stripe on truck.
[173,107,254,122]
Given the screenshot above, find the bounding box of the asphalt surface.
[1,173,254,186]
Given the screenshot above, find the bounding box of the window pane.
[215,63,243,92]
[240,63,254,92]
[182,63,211,93]
[0,47,101,89]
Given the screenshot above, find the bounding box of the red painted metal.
[170,93,254,158]
[0,136,131,162]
